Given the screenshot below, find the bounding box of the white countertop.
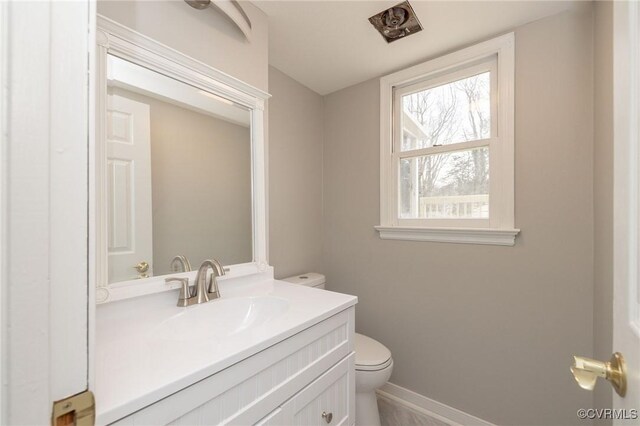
[95,274,357,425]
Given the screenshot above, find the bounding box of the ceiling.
[253,0,581,95]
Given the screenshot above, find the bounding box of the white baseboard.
[377,382,495,426]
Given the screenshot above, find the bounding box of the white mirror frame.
[93,16,270,304]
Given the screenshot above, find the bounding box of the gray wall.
[111,88,252,275]
[322,7,594,426]
[593,0,614,418]
[268,67,325,279]
[146,95,252,273]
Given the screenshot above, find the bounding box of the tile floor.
[377,394,450,426]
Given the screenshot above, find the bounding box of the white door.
[613,0,640,419]
[3,1,90,424]
[106,93,154,282]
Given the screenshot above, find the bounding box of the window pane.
[399,147,489,219]
[401,72,491,151]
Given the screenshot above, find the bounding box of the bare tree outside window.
[399,72,491,219]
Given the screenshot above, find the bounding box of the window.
[376,33,519,245]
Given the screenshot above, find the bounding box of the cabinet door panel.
[281,354,355,426]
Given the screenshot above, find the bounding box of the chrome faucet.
[170,255,192,272]
[193,259,225,304]
[165,259,225,307]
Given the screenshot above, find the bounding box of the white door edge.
[613,0,640,419]
[3,1,91,423]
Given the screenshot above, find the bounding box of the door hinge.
[52,390,95,426]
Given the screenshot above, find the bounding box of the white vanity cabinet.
[109,307,355,426]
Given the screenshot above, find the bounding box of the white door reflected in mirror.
[107,93,154,282]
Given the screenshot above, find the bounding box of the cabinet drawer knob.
[322,411,333,423]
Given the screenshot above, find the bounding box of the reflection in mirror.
[106,55,252,284]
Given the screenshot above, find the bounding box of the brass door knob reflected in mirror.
[134,261,150,273]
[571,352,627,397]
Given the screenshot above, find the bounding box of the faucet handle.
[165,277,191,306]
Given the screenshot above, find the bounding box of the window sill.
[374,226,520,246]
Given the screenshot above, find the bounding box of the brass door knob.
[134,261,150,273]
[571,352,626,397]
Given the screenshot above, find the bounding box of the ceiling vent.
[368,1,423,43]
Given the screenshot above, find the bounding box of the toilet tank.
[281,272,326,289]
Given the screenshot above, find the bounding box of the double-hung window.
[376,33,519,245]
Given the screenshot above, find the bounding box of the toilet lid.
[355,333,392,371]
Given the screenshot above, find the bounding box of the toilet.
[282,273,394,426]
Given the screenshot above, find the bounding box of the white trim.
[49,0,91,401]
[612,1,640,413]
[94,15,271,303]
[378,382,495,426]
[107,55,251,127]
[378,33,515,243]
[97,16,268,106]
[374,226,519,246]
[612,2,640,415]
[631,0,640,339]
[88,0,97,394]
[624,0,640,339]
[613,0,640,341]
[396,138,492,159]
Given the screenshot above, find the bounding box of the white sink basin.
[150,296,290,342]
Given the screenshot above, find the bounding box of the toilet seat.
[355,333,392,371]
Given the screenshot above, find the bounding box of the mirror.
[105,55,253,284]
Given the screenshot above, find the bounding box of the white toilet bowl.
[355,333,393,426]
[281,274,393,426]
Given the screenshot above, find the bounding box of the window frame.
[394,60,496,228]
[376,33,519,245]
